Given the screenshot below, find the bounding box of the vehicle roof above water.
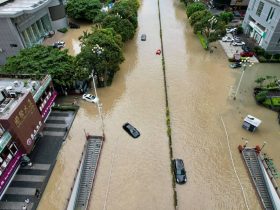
[174,159,184,168]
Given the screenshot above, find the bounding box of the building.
[0,74,57,198]
[242,0,280,53]
[0,0,68,64]
[212,0,250,9]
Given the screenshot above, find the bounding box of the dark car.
[230,62,242,68]
[123,123,140,138]
[240,51,255,57]
[173,159,187,184]
[141,34,146,41]
[242,45,251,52]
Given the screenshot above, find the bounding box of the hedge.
[197,32,208,50]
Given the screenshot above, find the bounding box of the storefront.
[0,129,22,199]
[249,21,266,45]
[34,75,57,121]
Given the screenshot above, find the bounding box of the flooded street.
[38,0,280,209]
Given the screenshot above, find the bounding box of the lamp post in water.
[92,44,105,137]
[233,57,254,100]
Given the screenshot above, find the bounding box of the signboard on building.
[8,93,43,154]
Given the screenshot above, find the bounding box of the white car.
[226,28,237,33]
[53,41,65,49]
[222,36,234,42]
[82,94,98,103]
[232,41,245,46]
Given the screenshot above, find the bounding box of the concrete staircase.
[74,136,103,210]
[242,148,275,210]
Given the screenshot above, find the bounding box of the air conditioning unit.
[13,81,19,87]
[31,81,37,87]
[9,92,17,98]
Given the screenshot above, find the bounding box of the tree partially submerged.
[101,14,135,42]
[186,3,206,18]
[66,0,102,21]
[77,28,124,87]
[1,45,85,87]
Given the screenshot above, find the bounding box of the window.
[266,7,275,21]
[256,1,264,16]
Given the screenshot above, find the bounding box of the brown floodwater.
[38,0,280,210]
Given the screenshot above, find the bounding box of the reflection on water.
[38,0,280,210]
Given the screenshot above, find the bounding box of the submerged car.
[173,159,187,184]
[222,36,234,42]
[240,51,255,57]
[230,62,242,68]
[232,41,245,46]
[82,94,98,103]
[141,34,146,41]
[122,123,140,138]
[226,27,237,33]
[53,41,65,49]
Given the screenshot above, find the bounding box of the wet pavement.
[0,111,76,210]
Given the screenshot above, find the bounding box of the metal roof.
[0,0,51,18]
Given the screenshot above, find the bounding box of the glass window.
[266,7,275,21]
[256,1,264,16]
[0,124,4,138]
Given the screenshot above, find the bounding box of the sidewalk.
[0,111,76,210]
[219,37,259,63]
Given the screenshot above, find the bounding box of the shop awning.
[0,132,11,153]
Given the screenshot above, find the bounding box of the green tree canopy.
[66,0,102,21]
[218,12,233,24]
[110,1,138,29]
[186,3,206,18]
[1,45,85,87]
[101,14,135,42]
[189,10,212,26]
[76,28,124,86]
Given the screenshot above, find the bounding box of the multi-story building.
[212,0,250,9]
[242,0,280,53]
[0,0,68,64]
[0,74,57,198]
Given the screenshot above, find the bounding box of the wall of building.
[48,0,68,30]
[1,93,43,154]
[0,0,67,65]
[243,0,280,52]
[0,18,24,65]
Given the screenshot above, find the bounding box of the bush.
[254,46,265,56]
[197,32,208,50]
[236,26,243,35]
[57,28,68,33]
[256,90,268,103]
[258,56,267,63]
[272,54,280,59]
[270,59,280,63]
[264,52,272,60]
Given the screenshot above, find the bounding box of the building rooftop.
[0,0,51,18]
[0,74,50,118]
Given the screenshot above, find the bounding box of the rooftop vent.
[13,81,19,87]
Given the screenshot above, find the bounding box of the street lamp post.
[233,58,253,100]
[208,16,217,52]
[92,44,105,137]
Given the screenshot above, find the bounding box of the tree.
[101,14,135,42]
[66,0,102,21]
[218,12,233,24]
[255,77,266,87]
[1,45,83,87]
[77,28,124,87]
[110,1,138,29]
[190,10,212,26]
[186,3,206,18]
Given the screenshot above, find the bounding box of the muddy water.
[38,0,280,209]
